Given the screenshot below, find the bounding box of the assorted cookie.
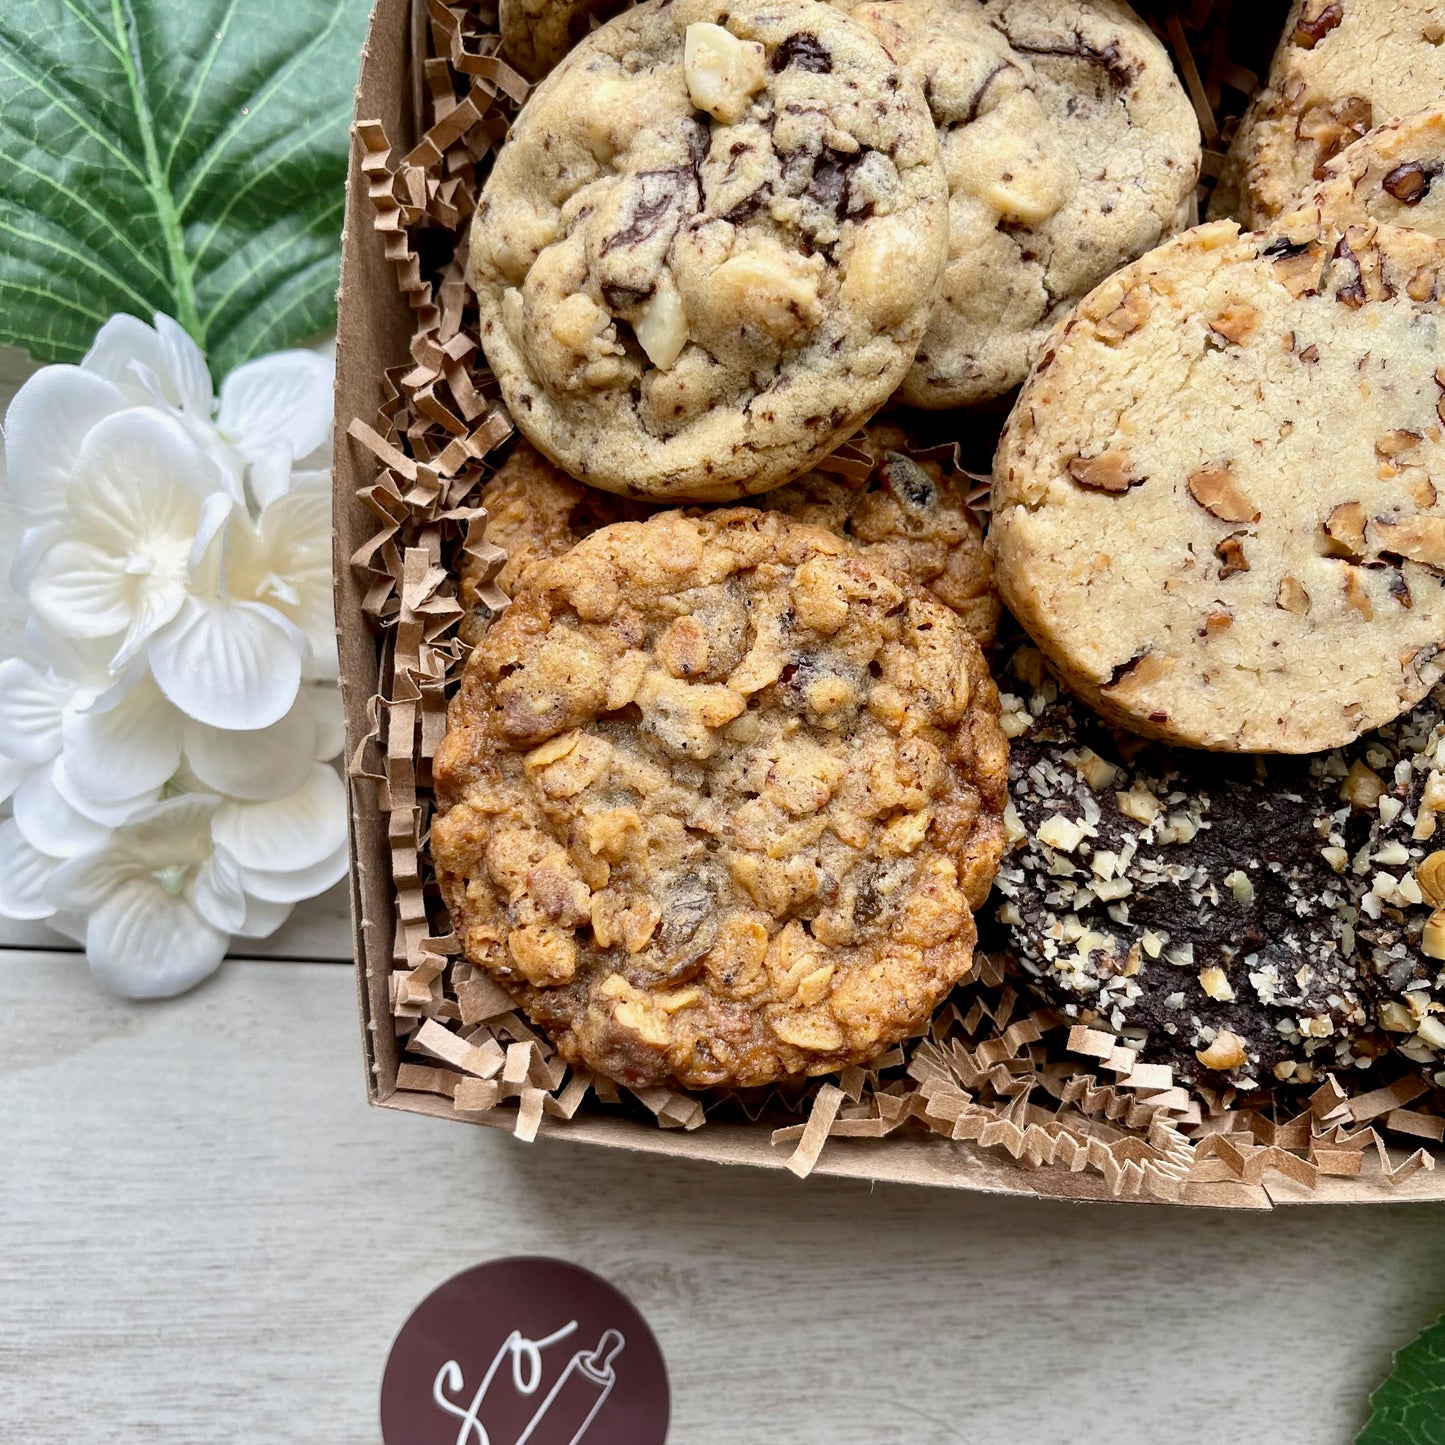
[837,0,1199,408]
[469,0,950,501]
[460,428,998,649]
[993,648,1381,1088]
[432,510,1007,1089]
[989,214,1445,754]
[1211,0,1445,230]
[434,2,1445,1100]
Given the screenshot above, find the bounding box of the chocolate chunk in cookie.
[433,510,1008,1089]
[837,0,1199,408]
[992,648,1382,1089]
[989,215,1445,753]
[469,0,949,501]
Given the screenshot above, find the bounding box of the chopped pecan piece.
[1382,162,1432,205]
[1321,501,1367,557]
[1187,464,1259,523]
[1373,514,1445,569]
[1215,534,1249,578]
[1067,451,1144,494]
[1275,577,1310,615]
[1208,303,1260,346]
[1293,2,1343,48]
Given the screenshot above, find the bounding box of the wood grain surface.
[5,954,1445,1444]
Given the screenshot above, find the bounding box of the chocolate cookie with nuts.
[993,648,1381,1090]
[835,0,1199,408]
[1340,688,1445,1070]
[459,430,999,649]
[433,509,1008,1089]
[1210,0,1445,230]
[469,0,949,501]
[989,214,1445,753]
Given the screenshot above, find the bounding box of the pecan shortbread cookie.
[459,430,998,647]
[1211,0,1445,230]
[432,509,1008,1089]
[469,0,949,502]
[835,0,1199,408]
[989,215,1445,753]
[993,648,1381,1089]
[1306,107,1445,237]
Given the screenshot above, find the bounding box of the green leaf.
[1359,1315,1445,1445]
[0,0,371,378]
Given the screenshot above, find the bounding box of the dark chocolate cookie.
[992,647,1383,1088]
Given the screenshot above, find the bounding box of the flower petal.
[61,676,183,801]
[73,407,222,520]
[234,894,293,940]
[28,540,134,640]
[148,598,305,730]
[83,313,214,416]
[51,756,160,825]
[109,792,220,864]
[238,839,349,903]
[85,880,228,999]
[212,762,346,872]
[252,485,336,679]
[192,848,247,934]
[12,766,111,856]
[216,349,333,463]
[0,753,31,805]
[2,366,126,517]
[0,818,61,920]
[0,658,70,763]
[183,696,315,802]
[307,683,346,762]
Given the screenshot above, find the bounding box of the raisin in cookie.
[468,0,949,502]
[1306,107,1445,237]
[432,509,1008,1089]
[835,0,1199,409]
[459,430,998,647]
[1338,687,1445,1069]
[989,215,1445,754]
[1211,0,1445,230]
[993,648,1380,1089]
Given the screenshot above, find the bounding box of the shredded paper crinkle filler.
[343,0,1440,1201]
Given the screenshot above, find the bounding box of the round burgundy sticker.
[381,1257,669,1445]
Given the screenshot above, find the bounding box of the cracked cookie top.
[1211,0,1445,230]
[432,509,1008,1089]
[837,0,1199,409]
[458,427,998,649]
[468,0,949,501]
[989,215,1445,753]
[993,647,1380,1090]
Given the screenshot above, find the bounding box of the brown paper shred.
[1347,1077,1430,1125]
[780,1085,847,1178]
[1385,1109,1445,1143]
[396,1063,462,1097]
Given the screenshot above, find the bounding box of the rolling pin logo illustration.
[433,1321,628,1445]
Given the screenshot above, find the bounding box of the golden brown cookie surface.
[434,509,1008,1088]
[1211,0,1445,229]
[461,430,999,648]
[989,216,1445,753]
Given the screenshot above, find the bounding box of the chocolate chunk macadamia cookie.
[469,0,949,501]
[989,216,1445,753]
[433,510,1007,1089]
[837,0,1199,408]
[994,650,1380,1089]
[460,429,998,648]
[1212,0,1445,229]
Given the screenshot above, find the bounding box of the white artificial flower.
[0,311,346,1001]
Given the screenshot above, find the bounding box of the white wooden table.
[4,353,1444,1444]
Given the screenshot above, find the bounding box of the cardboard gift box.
[334,0,1445,1207]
